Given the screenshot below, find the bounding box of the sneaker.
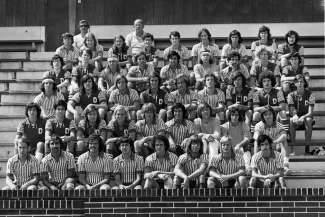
[284,166,291,176]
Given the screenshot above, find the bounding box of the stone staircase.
[0,37,324,188]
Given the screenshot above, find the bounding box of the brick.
[198,202,221,207]
[199,214,222,217]
[307,208,325,212]
[84,203,102,208]
[235,207,258,212]
[307,196,325,201]
[73,199,85,208]
[174,202,197,207]
[282,196,306,201]
[247,202,270,207]
[295,202,319,206]
[90,197,112,202]
[151,202,173,207]
[162,208,185,213]
[127,202,150,207]
[223,214,246,217]
[210,197,233,202]
[149,214,173,217]
[210,208,233,213]
[126,214,149,217]
[20,209,47,214]
[223,202,245,207]
[283,207,306,212]
[174,214,197,217]
[90,209,113,213]
[114,208,138,213]
[73,209,85,214]
[85,214,101,217]
[259,196,281,201]
[47,210,72,214]
[161,197,184,202]
[186,208,209,213]
[259,207,282,212]
[270,202,294,207]
[1,210,19,215]
[186,197,209,201]
[247,214,270,217]
[138,208,161,213]
[270,214,294,217]
[295,214,318,217]
[234,196,257,201]
[114,197,137,202]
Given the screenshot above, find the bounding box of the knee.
[129,110,137,121]
[246,110,253,118]
[194,81,204,91]
[106,142,116,150]
[173,176,181,185]
[27,185,38,190]
[238,176,246,185]
[98,109,106,119]
[136,110,143,121]
[100,184,110,190]
[134,185,142,189]
[2,186,10,190]
[36,142,44,152]
[77,141,85,150]
[39,186,49,190]
[249,177,257,187]
[134,140,142,149]
[159,109,167,120]
[127,82,135,89]
[278,111,287,119]
[252,112,261,121]
[75,185,86,191]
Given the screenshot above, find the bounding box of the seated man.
[45,100,76,156]
[226,71,253,125]
[250,46,281,88]
[112,136,144,189]
[141,33,160,69]
[3,138,40,190]
[249,134,287,189]
[75,134,112,190]
[288,74,315,155]
[39,135,76,190]
[163,31,190,67]
[14,102,46,163]
[254,106,289,175]
[55,32,79,72]
[167,74,198,121]
[127,51,155,93]
[138,72,169,121]
[166,103,195,156]
[221,107,252,174]
[173,135,208,189]
[143,135,178,189]
[160,51,189,92]
[207,135,246,189]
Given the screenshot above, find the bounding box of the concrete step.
[312,89,325,100]
[0,158,7,173]
[286,176,325,188]
[315,100,325,111]
[0,91,39,103]
[0,130,18,143]
[23,61,51,70]
[0,62,21,69]
[309,67,325,76]
[309,78,325,87]
[296,126,325,140]
[9,81,41,91]
[29,52,53,61]
[0,72,14,80]
[0,143,15,158]
[0,103,26,114]
[289,156,325,172]
[0,115,24,128]
[304,57,325,66]
[304,48,325,55]
[16,71,44,80]
[0,52,27,60]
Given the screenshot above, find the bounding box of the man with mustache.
[249,134,287,188]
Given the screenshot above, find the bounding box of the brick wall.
[1,189,325,217]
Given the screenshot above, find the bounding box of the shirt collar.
[118,87,130,95]
[85,151,104,158]
[152,151,170,160]
[202,87,217,95]
[12,154,31,162]
[118,153,135,161]
[170,118,186,126]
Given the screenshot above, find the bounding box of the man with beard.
[207,135,246,189]
[143,135,178,189]
[39,135,76,190]
[249,134,287,188]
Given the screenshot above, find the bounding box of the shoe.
[284,166,291,176]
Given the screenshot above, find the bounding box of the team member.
[39,135,76,190]
[55,32,79,71]
[164,31,190,67]
[198,74,225,122]
[3,138,40,190]
[251,25,277,61]
[79,33,104,71]
[207,136,246,189]
[112,136,144,189]
[166,103,195,156]
[134,103,168,158]
[125,19,147,56]
[34,76,65,120]
[141,33,160,69]
[167,74,198,121]
[250,46,281,88]
[43,55,71,101]
[160,51,189,92]
[249,134,287,188]
[106,105,137,158]
[108,35,132,70]
[73,20,90,50]
[68,74,108,123]
[14,102,46,162]
[191,28,220,66]
[45,100,76,155]
[288,74,315,155]
[127,51,155,92]
[173,135,209,189]
[226,71,253,125]
[76,106,107,157]
[108,75,141,121]
[75,134,113,190]
[143,135,178,189]
[138,72,169,120]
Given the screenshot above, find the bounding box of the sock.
[243,151,252,171]
[207,180,215,189]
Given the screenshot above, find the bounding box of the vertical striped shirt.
[77,152,113,185]
[113,153,144,184]
[164,45,190,64]
[128,63,155,91]
[220,64,250,85]
[160,64,189,80]
[221,44,247,58]
[209,153,245,175]
[198,88,225,108]
[55,45,79,62]
[168,89,198,105]
[145,151,178,172]
[6,154,40,186]
[193,64,220,80]
[165,119,194,147]
[109,88,140,108]
[136,118,167,137]
[99,68,128,89]
[251,151,284,176]
[107,120,137,137]
[191,42,220,60]
[78,119,107,138]
[34,92,65,119]
[41,151,76,183]
[254,121,286,146]
[176,153,209,179]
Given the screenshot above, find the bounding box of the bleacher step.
[0,115,25,128]
[0,91,39,103]
[0,62,21,69]
[23,61,51,70]
[16,71,44,80]
[289,156,325,172]
[0,143,15,158]
[0,52,27,60]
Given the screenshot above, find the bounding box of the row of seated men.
[4,133,286,190]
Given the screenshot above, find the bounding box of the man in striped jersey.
[166,103,195,156]
[34,76,65,120]
[3,138,40,190]
[39,135,76,190]
[55,32,79,72]
[207,136,246,188]
[108,75,141,121]
[112,137,144,189]
[167,74,198,121]
[249,134,287,188]
[75,134,112,190]
[163,31,190,67]
[173,135,209,189]
[143,135,178,189]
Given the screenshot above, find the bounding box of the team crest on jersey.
[159,99,163,105]
[305,100,309,106]
[243,96,248,102]
[95,129,100,135]
[272,98,277,104]
[124,129,129,135]
[93,97,98,103]
[65,128,70,134]
[38,128,43,134]
[60,78,64,83]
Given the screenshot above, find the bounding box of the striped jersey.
[55,45,79,62]
[77,152,113,185]
[160,64,189,81]
[193,64,220,80]
[145,151,178,172]
[168,89,198,105]
[128,63,155,91]
[191,42,220,63]
[220,64,250,85]
[6,154,40,186]
[198,88,225,108]
[45,118,76,137]
[176,153,209,178]
[165,119,194,147]
[41,151,76,183]
[210,152,245,175]
[251,151,284,176]
[109,88,140,108]
[136,118,167,137]
[253,88,285,107]
[71,90,107,110]
[34,92,65,119]
[99,68,128,89]
[107,120,137,137]
[254,121,286,142]
[164,45,190,64]
[113,153,144,184]
[17,118,46,148]
[78,119,107,138]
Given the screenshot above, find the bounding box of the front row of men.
[4,133,286,190]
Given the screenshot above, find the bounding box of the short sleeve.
[287,92,295,107]
[274,65,281,77]
[71,66,78,77]
[144,156,153,169]
[45,119,53,132]
[108,90,117,104]
[163,48,169,60]
[69,120,77,131]
[32,158,40,175]
[309,92,315,106]
[130,90,140,103]
[282,66,289,76]
[128,66,138,77]
[277,44,284,54]
[170,153,178,167]
[254,122,263,135]
[191,44,198,57]
[78,120,86,132]
[107,120,115,133]
[221,44,228,57]
[209,156,219,171]
[218,90,226,104]
[276,153,284,169]
[253,91,260,105]
[251,42,256,51]
[242,122,252,140]
[71,92,81,104]
[251,154,258,169]
[250,65,257,77]
[187,121,195,135]
[104,157,114,173]
[177,154,187,167]
[277,90,285,104]
[128,121,138,133]
[113,158,121,174]
[99,120,107,132]
[6,158,13,175]
[200,153,209,165]
[17,121,25,134]
[236,154,245,170]
[248,89,254,102]
[182,47,190,60]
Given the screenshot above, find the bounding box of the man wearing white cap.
[34,76,65,120]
